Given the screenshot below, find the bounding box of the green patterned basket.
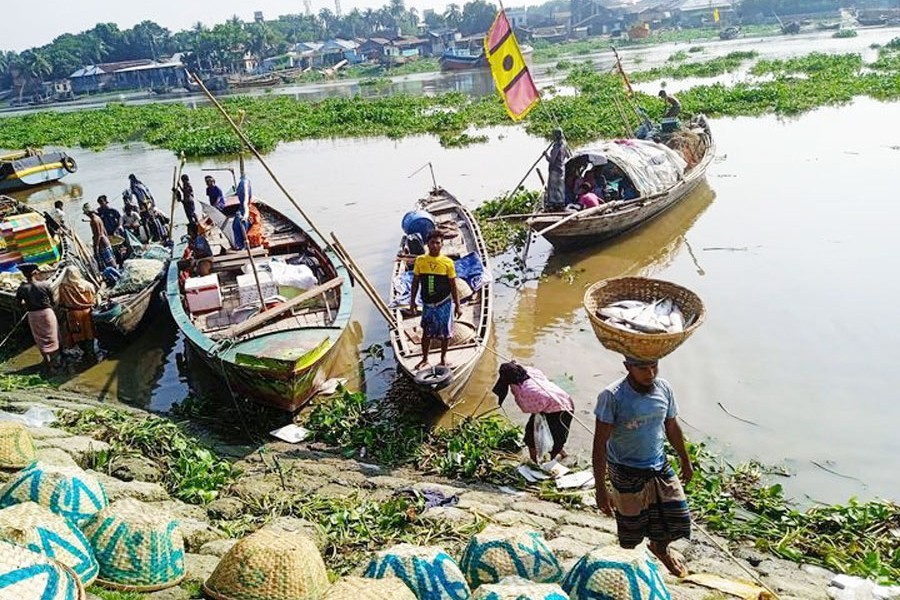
[364,543,471,600]
[562,546,670,600]
[460,526,563,587]
[321,576,417,600]
[204,526,329,600]
[0,501,98,586]
[0,462,108,526]
[0,422,37,470]
[473,576,569,599]
[0,538,85,600]
[81,498,185,592]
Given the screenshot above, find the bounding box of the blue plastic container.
[401,210,435,241]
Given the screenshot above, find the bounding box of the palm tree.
[444,3,463,28]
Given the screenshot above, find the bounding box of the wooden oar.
[491,141,553,218]
[532,204,608,238]
[167,153,186,239]
[188,71,339,263]
[223,277,343,339]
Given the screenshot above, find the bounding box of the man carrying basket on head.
[592,356,693,578]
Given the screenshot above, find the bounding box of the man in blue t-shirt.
[593,356,693,577]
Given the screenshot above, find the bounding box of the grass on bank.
[44,390,900,584]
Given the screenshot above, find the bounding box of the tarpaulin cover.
[567,139,687,197]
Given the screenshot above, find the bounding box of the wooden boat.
[0,149,77,192]
[719,26,740,39]
[855,15,887,26]
[93,250,170,339]
[0,197,74,313]
[815,22,842,30]
[165,195,352,412]
[439,48,486,71]
[389,188,492,407]
[439,45,533,72]
[526,115,714,252]
[225,73,281,89]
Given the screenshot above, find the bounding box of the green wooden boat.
[165,198,352,412]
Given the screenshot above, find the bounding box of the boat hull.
[94,273,167,340]
[0,151,75,192]
[165,199,352,412]
[389,189,493,408]
[527,116,715,252]
[439,54,486,71]
[184,326,347,411]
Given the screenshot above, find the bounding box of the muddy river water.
[4,30,900,506]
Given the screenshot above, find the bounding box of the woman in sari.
[58,266,97,362]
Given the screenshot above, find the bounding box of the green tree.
[460,0,497,35]
[444,3,463,28]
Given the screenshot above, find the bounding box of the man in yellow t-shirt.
[410,230,462,369]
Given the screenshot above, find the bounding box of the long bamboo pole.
[491,141,553,218]
[167,153,187,239]
[236,154,268,316]
[188,72,339,263]
[329,233,397,330]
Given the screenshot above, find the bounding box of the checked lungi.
[608,461,691,548]
[421,297,454,339]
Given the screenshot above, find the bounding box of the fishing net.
[460,526,563,588]
[109,258,165,296]
[665,129,708,170]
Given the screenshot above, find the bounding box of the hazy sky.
[1,0,479,52]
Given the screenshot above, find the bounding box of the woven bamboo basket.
[203,526,329,600]
[473,575,569,599]
[321,576,417,600]
[0,422,36,470]
[364,543,471,600]
[0,462,108,526]
[0,501,99,586]
[583,277,705,361]
[562,546,669,600]
[460,526,562,588]
[81,498,185,592]
[0,538,85,600]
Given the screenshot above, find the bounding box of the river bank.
[4,383,884,599]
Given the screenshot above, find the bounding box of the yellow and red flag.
[484,10,540,121]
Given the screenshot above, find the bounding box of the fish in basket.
[583,277,705,361]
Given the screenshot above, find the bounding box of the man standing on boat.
[83,203,118,271]
[409,229,462,369]
[592,356,693,578]
[127,174,163,241]
[96,195,123,237]
[204,176,226,210]
[544,128,571,211]
[173,174,198,225]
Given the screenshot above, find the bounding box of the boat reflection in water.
[512,181,715,349]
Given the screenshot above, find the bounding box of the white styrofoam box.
[185,273,222,313]
[237,271,277,306]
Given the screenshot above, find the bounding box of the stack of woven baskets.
[583,277,705,361]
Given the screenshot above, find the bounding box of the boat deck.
[190,205,339,344]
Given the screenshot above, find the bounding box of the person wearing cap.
[15,263,59,372]
[83,203,118,270]
[96,195,122,237]
[592,356,693,578]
